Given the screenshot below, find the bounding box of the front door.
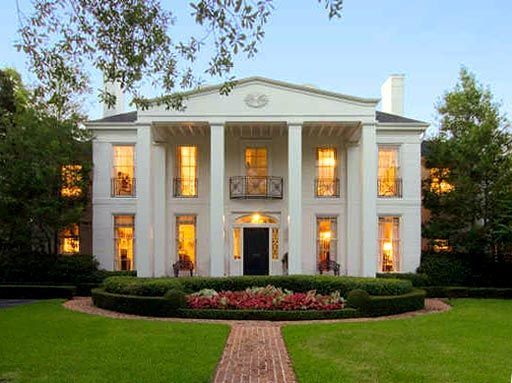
[243,228,269,275]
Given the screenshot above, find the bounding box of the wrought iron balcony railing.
[229,176,283,199]
[315,178,340,198]
[111,177,136,197]
[173,178,198,198]
[377,177,403,198]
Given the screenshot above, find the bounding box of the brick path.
[213,323,296,383]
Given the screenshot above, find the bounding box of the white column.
[136,125,154,277]
[153,143,167,276]
[209,123,225,276]
[360,123,378,277]
[345,143,361,276]
[288,123,303,274]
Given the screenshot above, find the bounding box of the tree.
[0,68,91,254]
[16,0,343,115]
[423,68,512,259]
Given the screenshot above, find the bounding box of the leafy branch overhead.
[16,0,343,113]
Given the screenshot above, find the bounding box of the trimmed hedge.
[103,275,413,297]
[377,272,430,287]
[417,253,472,286]
[91,288,425,320]
[0,284,76,299]
[360,289,426,317]
[423,286,512,299]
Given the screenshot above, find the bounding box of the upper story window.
[175,145,198,197]
[315,147,339,197]
[430,168,454,194]
[378,146,402,198]
[112,145,135,197]
[378,216,400,272]
[60,224,80,254]
[61,165,83,197]
[114,215,135,271]
[245,147,268,195]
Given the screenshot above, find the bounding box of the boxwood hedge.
[0,284,76,299]
[103,275,412,297]
[423,286,512,299]
[91,287,425,320]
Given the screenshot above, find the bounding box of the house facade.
[86,75,428,278]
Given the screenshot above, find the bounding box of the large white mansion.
[86,75,428,278]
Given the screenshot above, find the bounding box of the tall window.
[61,165,83,197]
[112,146,135,197]
[176,215,196,268]
[233,228,241,260]
[378,216,400,272]
[114,215,135,271]
[60,224,80,254]
[378,146,401,197]
[316,217,337,268]
[245,147,268,195]
[316,147,338,197]
[176,146,198,197]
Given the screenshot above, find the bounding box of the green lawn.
[0,300,229,383]
[283,299,512,383]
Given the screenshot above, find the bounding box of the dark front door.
[243,228,269,275]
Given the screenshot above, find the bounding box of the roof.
[90,110,427,125]
[375,111,426,124]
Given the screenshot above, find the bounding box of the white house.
[86,75,428,278]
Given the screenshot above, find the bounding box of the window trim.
[377,144,402,198]
[113,214,136,271]
[315,215,338,271]
[377,215,401,273]
[175,214,197,269]
[111,144,136,198]
[174,144,199,198]
[314,146,340,198]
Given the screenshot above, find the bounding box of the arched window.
[235,213,277,225]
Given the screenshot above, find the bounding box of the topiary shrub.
[346,289,371,309]
[164,288,187,309]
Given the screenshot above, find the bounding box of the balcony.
[111,177,136,197]
[229,176,283,199]
[173,178,198,198]
[315,178,340,198]
[377,178,402,198]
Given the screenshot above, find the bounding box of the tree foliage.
[423,68,512,258]
[16,0,343,114]
[0,68,91,254]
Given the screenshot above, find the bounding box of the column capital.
[287,121,303,128]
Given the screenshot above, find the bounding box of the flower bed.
[187,286,344,311]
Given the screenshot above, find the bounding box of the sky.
[1,0,511,134]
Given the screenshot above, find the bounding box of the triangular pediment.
[140,77,379,120]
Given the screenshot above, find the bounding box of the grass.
[283,299,512,383]
[0,300,229,383]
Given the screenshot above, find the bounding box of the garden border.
[91,288,426,320]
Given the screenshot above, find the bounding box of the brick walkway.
[213,323,296,383]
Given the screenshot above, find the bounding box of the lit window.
[176,146,197,197]
[316,147,338,197]
[114,215,135,271]
[378,216,400,272]
[245,147,268,195]
[176,215,196,268]
[233,228,241,260]
[271,228,279,260]
[430,168,454,194]
[316,217,337,268]
[235,214,277,225]
[61,165,82,197]
[432,239,451,253]
[378,146,401,197]
[112,145,135,197]
[60,224,80,254]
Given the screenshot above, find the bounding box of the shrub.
[103,275,412,297]
[361,289,426,317]
[0,285,75,299]
[423,286,512,299]
[377,273,430,287]
[417,253,472,286]
[346,289,370,309]
[164,289,187,309]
